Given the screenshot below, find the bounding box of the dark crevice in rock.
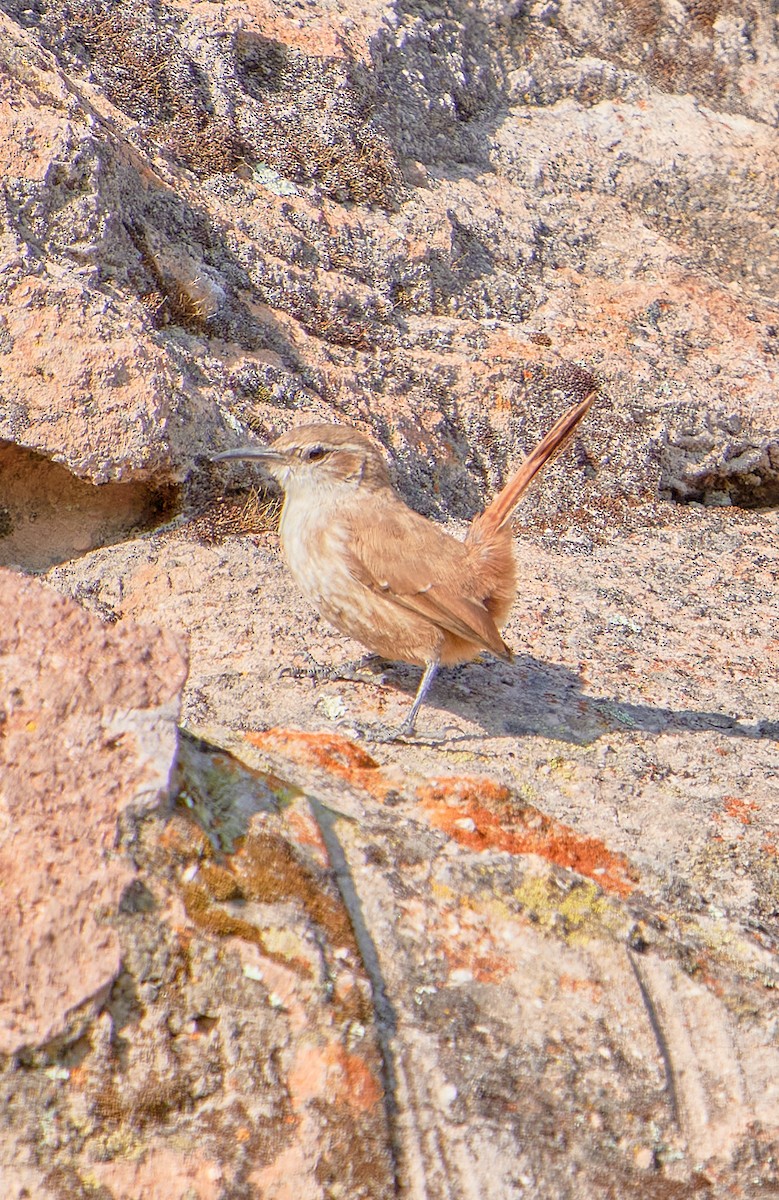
[671,479,779,510]
[658,432,779,510]
[0,442,180,572]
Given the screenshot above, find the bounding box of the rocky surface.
[0,0,778,1196]
[0,569,186,1057]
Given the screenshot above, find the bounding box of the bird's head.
[212,423,391,497]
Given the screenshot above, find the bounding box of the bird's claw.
[279,652,330,683]
[279,653,388,686]
[336,717,465,746]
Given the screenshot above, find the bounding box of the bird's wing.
[389,585,512,659]
[345,501,511,659]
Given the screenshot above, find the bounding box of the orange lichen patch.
[288,1041,383,1115]
[445,947,512,985]
[159,809,213,860]
[325,1043,383,1113]
[558,974,604,1002]
[416,776,637,897]
[246,728,397,801]
[688,955,727,999]
[68,1064,89,1090]
[285,805,329,859]
[172,924,194,953]
[722,796,759,825]
[491,388,514,413]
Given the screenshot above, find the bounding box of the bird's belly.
[280,505,442,665]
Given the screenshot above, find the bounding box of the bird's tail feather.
[468,390,595,540]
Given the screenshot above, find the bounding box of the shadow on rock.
[379,654,776,745]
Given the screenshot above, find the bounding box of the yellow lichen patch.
[558,973,604,1002]
[678,913,778,991]
[471,895,515,927]
[430,880,457,903]
[547,755,579,781]
[512,872,631,946]
[416,776,637,897]
[557,881,624,937]
[262,927,316,966]
[434,748,484,766]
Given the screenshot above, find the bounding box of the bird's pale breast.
[279,492,444,664]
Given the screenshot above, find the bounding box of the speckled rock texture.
[0,569,186,1059]
[0,0,778,1196]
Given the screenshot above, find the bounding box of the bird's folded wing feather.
[345,507,510,658]
[388,585,511,658]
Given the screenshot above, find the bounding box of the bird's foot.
[338,654,391,684]
[337,717,465,746]
[280,653,389,685]
[279,652,328,682]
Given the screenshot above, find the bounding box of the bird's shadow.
[374,655,777,745]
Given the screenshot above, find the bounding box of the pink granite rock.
[0,569,186,1053]
[0,0,777,1194]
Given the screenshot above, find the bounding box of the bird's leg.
[394,660,440,738]
[340,660,465,744]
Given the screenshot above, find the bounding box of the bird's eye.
[303,445,327,462]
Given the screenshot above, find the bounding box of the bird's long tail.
[467,390,595,542]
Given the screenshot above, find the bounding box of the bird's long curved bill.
[211,446,286,465]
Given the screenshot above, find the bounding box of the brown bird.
[213,392,594,737]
